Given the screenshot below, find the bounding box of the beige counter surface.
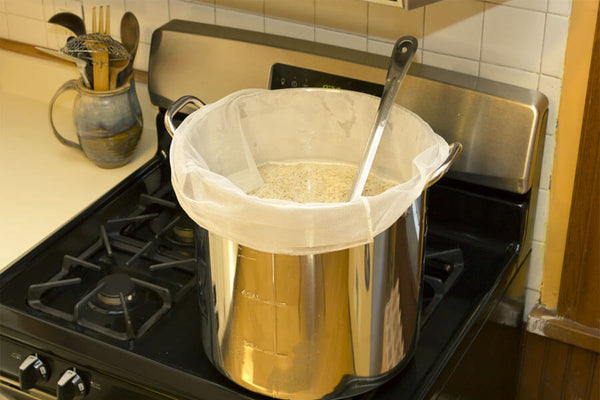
[0,49,158,271]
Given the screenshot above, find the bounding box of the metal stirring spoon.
[347,36,418,201]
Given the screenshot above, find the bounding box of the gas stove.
[25,183,196,342]
[0,21,547,400]
[0,148,524,400]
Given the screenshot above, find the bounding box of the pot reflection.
[196,198,424,399]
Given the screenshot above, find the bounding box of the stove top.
[22,185,464,345]
[25,184,196,342]
[1,141,527,399]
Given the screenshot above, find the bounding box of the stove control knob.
[18,354,49,390]
[57,369,87,400]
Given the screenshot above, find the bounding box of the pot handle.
[48,79,83,150]
[164,95,206,137]
[425,142,462,189]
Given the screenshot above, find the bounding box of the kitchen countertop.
[0,49,158,271]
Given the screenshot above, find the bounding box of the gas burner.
[86,273,145,316]
[97,273,136,306]
[76,275,172,340]
[104,190,196,258]
[168,213,195,246]
[26,253,174,340]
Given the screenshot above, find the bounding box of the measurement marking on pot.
[242,338,288,357]
[240,289,287,306]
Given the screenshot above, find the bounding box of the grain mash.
[249,161,398,203]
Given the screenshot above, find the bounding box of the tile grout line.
[3,9,9,40]
[7,0,571,83]
[421,3,426,54]
[423,47,546,78]
[365,2,369,52]
[536,11,549,91]
[478,1,487,78]
[44,0,54,48]
[485,0,555,13]
[313,0,316,42]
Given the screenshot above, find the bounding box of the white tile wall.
[265,17,314,41]
[0,12,7,38]
[6,13,47,46]
[533,189,550,242]
[479,62,539,89]
[5,0,44,20]
[481,3,546,71]
[548,0,572,16]
[121,0,168,44]
[42,1,55,22]
[540,134,555,191]
[0,0,574,306]
[52,0,84,16]
[541,13,569,77]
[132,40,149,72]
[538,74,562,134]
[171,0,215,24]
[422,50,479,75]
[367,38,394,56]
[0,1,572,90]
[216,6,263,32]
[423,0,484,60]
[486,0,548,12]
[315,27,367,51]
[527,241,545,291]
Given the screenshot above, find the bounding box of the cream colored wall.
[541,0,599,308]
[0,0,582,314]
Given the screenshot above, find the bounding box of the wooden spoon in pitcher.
[109,58,129,89]
[118,12,140,86]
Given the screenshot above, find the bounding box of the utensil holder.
[49,78,143,168]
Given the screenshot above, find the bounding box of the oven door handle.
[164,95,205,137]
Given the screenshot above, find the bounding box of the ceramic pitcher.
[49,79,143,168]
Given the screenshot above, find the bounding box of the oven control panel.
[269,63,384,96]
[1,338,90,399]
[17,354,50,390]
[0,337,165,399]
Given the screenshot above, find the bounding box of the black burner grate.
[421,247,464,326]
[26,184,196,341]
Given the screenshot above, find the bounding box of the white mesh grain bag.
[170,88,449,255]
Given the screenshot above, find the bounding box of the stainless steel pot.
[165,96,461,399]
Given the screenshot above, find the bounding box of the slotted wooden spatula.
[90,6,109,91]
